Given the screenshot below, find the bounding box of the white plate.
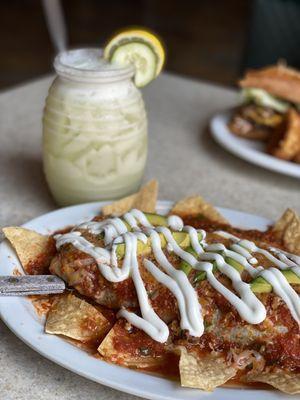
[210,111,300,179]
[0,201,285,400]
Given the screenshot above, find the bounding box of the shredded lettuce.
[242,88,290,113]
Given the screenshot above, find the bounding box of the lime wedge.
[104,28,165,87]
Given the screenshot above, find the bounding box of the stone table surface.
[0,73,299,400]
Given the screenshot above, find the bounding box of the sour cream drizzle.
[216,231,300,323]
[54,211,300,342]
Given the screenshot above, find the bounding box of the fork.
[0,275,65,296]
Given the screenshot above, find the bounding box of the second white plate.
[210,111,300,179]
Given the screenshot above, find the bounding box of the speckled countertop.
[0,73,299,400]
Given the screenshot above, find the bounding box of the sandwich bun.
[240,64,300,104]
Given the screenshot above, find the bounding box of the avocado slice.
[116,231,203,258]
[121,220,131,231]
[250,276,272,293]
[144,213,168,227]
[282,269,300,284]
[181,263,193,276]
[194,271,206,282]
[250,268,300,293]
[193,262,218,283]
[191,252,244,280]
[181,249,220,283]
[225,257,244,273]
[181,252,249,286]
[119,213,167,231]
[180,247,198,276]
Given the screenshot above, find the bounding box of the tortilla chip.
[98,320,168,368]
[101,179,158,216]
[45,293,111,342]
[246,370,300,394]
[273,208,296,238]
[273,209,300,254]
[101,192,138,217]
[283,213,300,255]
[134,179,158,212]
[98,324,115,354]
[29,294,58,317]
[170,196,228,224]
[178,347,237,391]
[2,227,54,274]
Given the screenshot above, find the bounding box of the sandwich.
[229,64,300,162]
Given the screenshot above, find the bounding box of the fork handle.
[0,275,65,296]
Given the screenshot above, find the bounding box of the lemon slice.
[104,28,165,87]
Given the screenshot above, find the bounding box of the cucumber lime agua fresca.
[43,48,148,205]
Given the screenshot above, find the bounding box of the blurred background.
[1,0,300,90]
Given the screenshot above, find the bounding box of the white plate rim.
[210,111,300,179]
[0,201,286,400]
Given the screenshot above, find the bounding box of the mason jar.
[43,48,148,206]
